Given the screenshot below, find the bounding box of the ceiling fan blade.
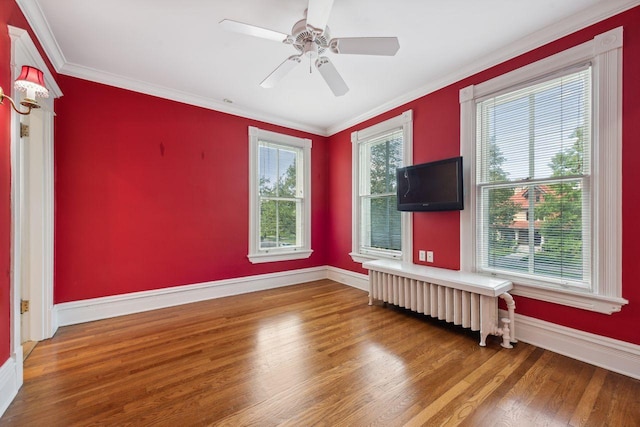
[315,57,348,96]
[330,37,400,56]
[306,0,334,34]
[260,55,302,88]
[219,19,289,43]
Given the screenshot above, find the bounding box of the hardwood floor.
[2,280,639,426]
[21,341,37,361]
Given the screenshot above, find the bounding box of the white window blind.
[476,66,592,289]
[359,128,403,256]
[461,27,625,313]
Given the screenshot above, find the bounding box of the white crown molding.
[11,0,327,136]
[14,0,66,70]
[58,62,327,136]
[14,0,326,135]
[326,0,639,136]
[503,310,640,380]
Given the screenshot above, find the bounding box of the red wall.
[2,1,639,373]
[54,77,328,302]
[0,0,57,367]
[328,7,640,345]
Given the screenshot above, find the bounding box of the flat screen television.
[396,156,463,211]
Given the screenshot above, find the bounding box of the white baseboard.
[50,266,640,382]
[56,266,327,327]
[0,356,21,418]
[326,266,369,291]
[500,310,640,380]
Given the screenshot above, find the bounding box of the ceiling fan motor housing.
[291,18,330,55]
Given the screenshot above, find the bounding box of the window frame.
[475,66,593,290]
[460,27,626,314]
[350,110,413,264]
[248,126,312,264]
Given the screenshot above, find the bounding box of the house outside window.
[351,110,413,263]
[460,27,626,314]
[248,127,312,263]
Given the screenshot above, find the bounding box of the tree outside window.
[258,143,302,249]
[362,135,403,251]
[479,68,591,286]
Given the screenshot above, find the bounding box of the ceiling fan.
[219,0,400,96]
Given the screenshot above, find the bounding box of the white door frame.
[8,25,61,377]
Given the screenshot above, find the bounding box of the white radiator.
[364,260,516,348]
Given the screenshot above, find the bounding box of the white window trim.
[350,110,413,264]
[460,27,627,314]
[248,126,313,263]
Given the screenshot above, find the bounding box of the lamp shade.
[14,65,49,99]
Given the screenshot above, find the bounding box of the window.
[248,127,312,263]
[460,27,626,313]
[477,67,592,286]
[351,110,413,263]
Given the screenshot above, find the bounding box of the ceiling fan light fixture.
[303,41,319,59]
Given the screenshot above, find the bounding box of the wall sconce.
[0,65,50,115]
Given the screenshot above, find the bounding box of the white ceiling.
[16,0,638,135]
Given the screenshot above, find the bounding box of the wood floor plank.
[2,280,639,426]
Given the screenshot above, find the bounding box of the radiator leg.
[500,292,517,343]
[368,271,374,306]
[479,295,496,347]
[479,331,489,347]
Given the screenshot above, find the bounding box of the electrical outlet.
[418,250,426,262]
[427,251,434,263]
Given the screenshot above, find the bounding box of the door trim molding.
[8,25,60,392]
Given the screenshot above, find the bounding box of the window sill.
[349,252,401,264]
[247,249,313,264]
[511,282,628,314]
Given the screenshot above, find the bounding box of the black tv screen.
[396,156,463,211]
